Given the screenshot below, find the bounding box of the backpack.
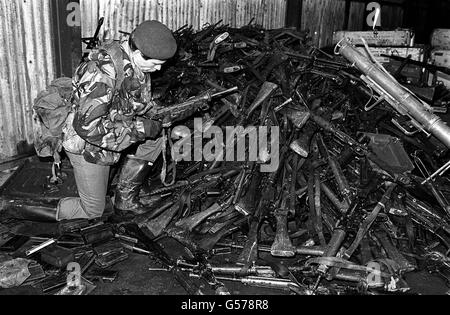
[33,77,73,163]
[33,41,125,165]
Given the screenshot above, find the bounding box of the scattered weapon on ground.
[5,22,450,296]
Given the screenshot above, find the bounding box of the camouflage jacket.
[62,41,159,166]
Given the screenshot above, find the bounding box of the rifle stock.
[234,169,261,216]
[175,196,234,232]
[290,124,316,158]
[247,82,279,116]
[271,209,295,257]
[271,161,296,258]
[238,156,284,271]
[142,202,180,238]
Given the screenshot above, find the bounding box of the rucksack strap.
[101,41,125,92]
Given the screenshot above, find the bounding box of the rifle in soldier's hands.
[145,87,238,127]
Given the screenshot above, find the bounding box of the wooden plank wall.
[348,1,366,31]
[299,0,406,48]
[301,0,347,48]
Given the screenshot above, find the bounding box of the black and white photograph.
[0,0,449,301]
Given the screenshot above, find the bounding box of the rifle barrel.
[284,52,351,68]
[211,86,239,98]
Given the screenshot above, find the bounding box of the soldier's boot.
[113,157,152,221]
[1,202,58,222]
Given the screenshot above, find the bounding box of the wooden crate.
[333,29,414,47]
[429,71,450,89]
[430,49,450,69]
[431,29,450,50]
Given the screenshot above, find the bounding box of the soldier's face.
[133,50,166,73]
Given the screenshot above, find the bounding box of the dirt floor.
[1,250,448,296]
[0,159,449,296]
[89,252,287,296]
[0,216,448,296]
[86,248,450,296]
[88,235,450,296]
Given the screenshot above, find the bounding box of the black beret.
[131,20,178,60]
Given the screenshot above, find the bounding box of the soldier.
[15,20,178,222]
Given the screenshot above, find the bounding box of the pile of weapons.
[120,22,450,295]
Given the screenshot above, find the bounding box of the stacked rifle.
[123,21,450,295]
[3,21,450,295]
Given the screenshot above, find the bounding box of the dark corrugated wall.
[80,0,288,43]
